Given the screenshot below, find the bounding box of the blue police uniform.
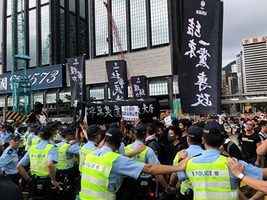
[0,131,12,145]
[92,145,144,193]
[177,144,204,181]
[18,139,58,166]
[0,146,19,175]
[184,149,263,189]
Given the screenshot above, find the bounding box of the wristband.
[237,173,245,180]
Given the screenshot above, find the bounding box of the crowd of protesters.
[1,109,267,199]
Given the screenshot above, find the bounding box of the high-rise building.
[242,36,267,94]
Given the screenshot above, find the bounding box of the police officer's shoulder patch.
[7,149,13,155]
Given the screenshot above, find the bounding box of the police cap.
[188,125,203,138]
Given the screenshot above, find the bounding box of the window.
[29,0,36,8]
[33,93,44,104]
[29,10,37,67]
[6,17,12,71]
[94,0,108,56]
[112,0,127,52]
[7,0,12,16]
[0,98,5,107]
[79,0,87,55]
[69,0,76,13]
[46,93,57,104]
[8,96,13,107]
[60,0,64,7]
[149,80,168,96]
[130,0,147,49]
[150,0,169,46]
[59,8,65,62]
[41,0,49,5]
[89,87,105,100]
[41,5,50,65]
[69,1,77,57]
[59,91,71,102]
[17,12,27,69]
[79,0,86,19]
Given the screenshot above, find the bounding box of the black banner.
[178,0,223,114]
[131,76,147,99]
[106,60,128,100]
[67,56,86,107]
[86,99,159,124]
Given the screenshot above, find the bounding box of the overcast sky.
[222,0,267,66]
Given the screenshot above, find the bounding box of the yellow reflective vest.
[79,144,96,172]
[124,143,148,163]
[29,143,53,177]
[56,143,75,170]
[79,151,120,200]
[186,155,238,200]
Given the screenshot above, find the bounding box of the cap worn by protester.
[188,125,203,138]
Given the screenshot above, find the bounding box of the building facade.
[222,36,267,114]
[242,36,267,94]
[0,0,177,117]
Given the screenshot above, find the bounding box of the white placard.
[121,106,139,121]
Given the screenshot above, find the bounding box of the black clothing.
[223,141,243,160]
[238,132,261,164]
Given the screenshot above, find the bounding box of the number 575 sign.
[0,65,64,94]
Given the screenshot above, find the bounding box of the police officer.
[183,122,263,200]
[121,124,168,200]
[24,123,40,151]
[172,125,204,200]
[0,123,12,151]
[56,125,80,200]
[78,127,186,200]
[79,124,104,172]
[17,122,60,200]
[0,134,21,185]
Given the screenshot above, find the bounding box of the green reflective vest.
[186,155,238,200]
[79,151,120,200]
[124,143,148,163]
[29,143,53,177]
[57,143,74,170]
[79,144,96,172]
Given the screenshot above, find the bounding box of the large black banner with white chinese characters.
[131,76,147,99]
[67,56,86,107]
[178,0,223,114]
[85,99,159,124]
[106,60,128,101]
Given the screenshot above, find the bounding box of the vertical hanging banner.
[106,60,128,100]
[67,56,86,107]
[179,0,223,114]
[131,76,147,99]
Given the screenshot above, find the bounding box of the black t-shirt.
[223,141,243,160]
[238,132,261,163]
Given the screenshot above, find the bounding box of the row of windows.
[5,1,50,71]
[94,0,169,56]
[2,0,169,70]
